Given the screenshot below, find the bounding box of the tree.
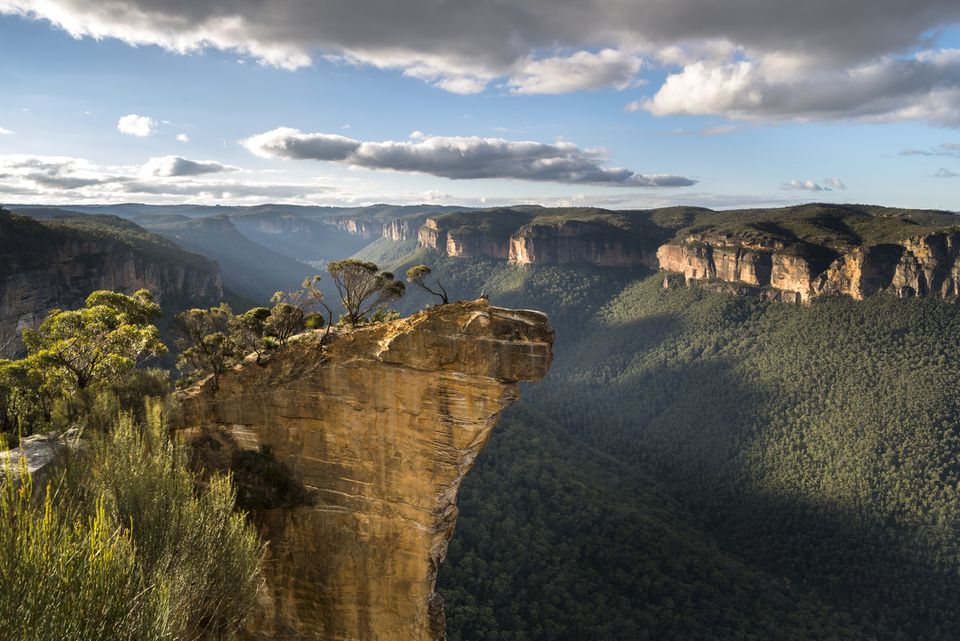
[231,307,271,364]
[406,265,449,304]
[21,289,166,395]
[174,303,239,386]
[266,276,334,345]
[327,260,405,327]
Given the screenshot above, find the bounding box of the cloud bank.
[3,0,960,124]
[242,128,694,187]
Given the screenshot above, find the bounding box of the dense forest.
[357,246,960,640]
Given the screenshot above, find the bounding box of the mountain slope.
[368,237,960,640]
[141,215,315,304]
[0,209,222,356]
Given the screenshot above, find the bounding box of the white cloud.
[638,51,960,127]
[140,156,237,177]
[242,128,696,187]
[782,179,824,192]
[176,133,190,142]
[507,49,643,95]
[933,168,959,178]
[0,127,13,136]
[781,178,847,191]
[117,114,157,137]
[3,0,960,125]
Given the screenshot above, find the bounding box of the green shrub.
[0,402,263,641]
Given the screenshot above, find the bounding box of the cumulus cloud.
[141,155,237,177]
[507,49,643,95]
[3,0,960,124]
[637,51,960,127]
[933,168,959,177]
[0,127,13,135]
[117,114,157,137]
[176,133,190,142]
[782,178,847,191]
[242,128,695,187]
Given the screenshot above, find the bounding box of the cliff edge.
[173,300,554,641]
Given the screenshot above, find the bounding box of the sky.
[0,1,958,211]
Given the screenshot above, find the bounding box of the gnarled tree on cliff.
[327,259,405,326]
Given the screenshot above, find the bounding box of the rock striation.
[173,300,554,641]
[509,220,657,267]
[657,230,960,302]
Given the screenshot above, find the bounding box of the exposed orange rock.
[172,300,554,641]
[658,231,960,302]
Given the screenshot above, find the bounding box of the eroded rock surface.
[173,300,553,641]
[657,231,960,302]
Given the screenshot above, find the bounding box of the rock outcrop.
[331,217,383,239]
[418,216,657,266]
[0,212,223,357]
[509,220,656,267]
[383,215,429,242]
[173,300,554,641]
[657,230,960,302]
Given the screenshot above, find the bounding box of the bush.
[0,402,263,641]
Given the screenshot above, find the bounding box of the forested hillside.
[358,239,960,640]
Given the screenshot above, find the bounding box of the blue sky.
[0,3,958,210]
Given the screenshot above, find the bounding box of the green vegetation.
[0,209,213,274]
[0,406,262,641]
[405,265,449,304]
[1,290,168,435]
[327,259,405,326]
[385,252,960,641]
[0,289,263,640]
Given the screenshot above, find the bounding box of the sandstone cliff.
[416,211,659,266]
[0,211,223,357]
[509,220,657,267]
[173,300,554,641]
[657,230,960,302]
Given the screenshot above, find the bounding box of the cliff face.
[173,301,554,641]
[383,215,429,242]
[658,230,960,302]
[0,224,223,357]
[417,217,656,266]
[509,221,656,267]
[331,217,383,239]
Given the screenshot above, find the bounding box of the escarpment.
[416,212,659,266]
[173,300,554,641]
[657,230,960,301]
[0,210,222,357]
[509,220,658,267]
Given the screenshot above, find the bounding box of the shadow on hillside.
[527,318,960,639]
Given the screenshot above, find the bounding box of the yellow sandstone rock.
[173,300,553,641]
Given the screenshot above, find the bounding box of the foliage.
[174,304,238,386]
[327,259,405,326]
[21,289,166,394]
[439,410,860,641]
[405,265,449,304]
[0,403,263,641]
[265,276,332,345]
